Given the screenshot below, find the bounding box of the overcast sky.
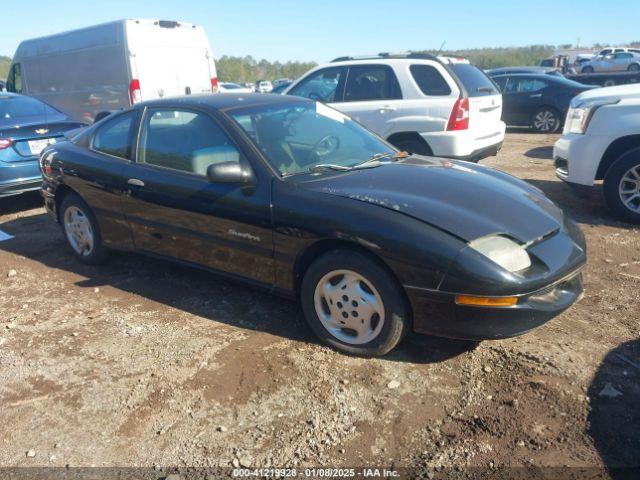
[1,0,638,61]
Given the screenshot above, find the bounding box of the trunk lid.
[0,119,85,162]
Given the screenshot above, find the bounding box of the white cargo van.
[6,19,218,123]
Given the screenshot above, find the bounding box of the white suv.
[554,83,640,223]
[283,54,506,162]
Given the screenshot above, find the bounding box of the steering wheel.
[313,135,340,158]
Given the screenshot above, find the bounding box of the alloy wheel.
[313,269,385,345]
[619,164,640,213]
[64,206,94,256]
[533,110,558,132]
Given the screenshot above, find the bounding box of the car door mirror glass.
[206,161,254,184]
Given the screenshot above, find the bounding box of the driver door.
[119,106,275,286]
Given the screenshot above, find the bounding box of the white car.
[283,53,505,161]
[219,82,253,93]
[554,83,640,223]
[256,80,273,93]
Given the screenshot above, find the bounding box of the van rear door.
[126,20,215,102]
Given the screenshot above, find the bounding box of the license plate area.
[28,138,56,155]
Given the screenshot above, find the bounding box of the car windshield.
[0,95,63,122]
[229,101,395,176]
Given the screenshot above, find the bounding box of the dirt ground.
[1,131,639,478]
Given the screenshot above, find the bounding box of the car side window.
[92,112,135,160]
[344,65,402,102]
[616,53,632,59]
[410,65,452,96]
[513,78,547,93]
[6,64,22,94]
[288,67,344,103]
[493,76,508,92]
[138,108,241,176]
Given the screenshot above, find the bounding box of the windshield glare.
[230,102,395,176]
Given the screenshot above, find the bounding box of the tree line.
[3,43,640,84]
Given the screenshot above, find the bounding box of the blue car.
[0,93,85,198]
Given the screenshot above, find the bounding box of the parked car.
[270,81,292,94]
[5,19,218,124]
[597,47,640,57]
[273,78,292,87]
[255,80,273,93]
[40,93,586,356]
[554,84,640,223]
[283,54,505,162]
[219,82,254,94]
[491,73,597,132]
[487,66,563,77]
[580,52,640,73]
[0,92,85,198]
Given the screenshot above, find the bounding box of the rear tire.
[300,249,410,357]
[392,139,432,156]
[603,149,640,224]
[628,63,640,72]
[60,194,109,264]
[582,66,594,74]
[531,107,561,133]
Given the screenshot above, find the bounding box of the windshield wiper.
[308,164,354,174]
[355,151,410,168]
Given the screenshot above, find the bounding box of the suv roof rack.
[331,52,440,63]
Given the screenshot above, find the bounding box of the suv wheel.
[300,250,410,357]
[603,148,640,224]
[531,107,561,133]
[60,194,109,264]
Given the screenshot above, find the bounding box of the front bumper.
[553,133,610,187]
[407,270,584,340]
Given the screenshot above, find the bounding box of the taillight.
[447,97,470,131]
[211,77,219,93]
[0,139,13,150]
[40,150,53,177]
[129,79,142,104]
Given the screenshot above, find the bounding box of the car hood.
[300,157,565,244]
[573,83,640,104]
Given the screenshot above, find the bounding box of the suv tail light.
[211,77,219,93]
[0,139,13,150]
[129,79,142,104]
[447,97,470,131]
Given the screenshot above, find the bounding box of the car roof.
[135,93,311,112]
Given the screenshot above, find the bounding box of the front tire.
[603,149,640,224]
[300,250,410,356]
[531,107,561,133]
[628,63,640,72]
[60,194,109,264]
[582,66,594,74]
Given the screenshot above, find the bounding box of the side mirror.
[206,161,254,184]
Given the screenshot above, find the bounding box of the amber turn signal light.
[455,295,518,307]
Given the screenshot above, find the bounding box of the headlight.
[565,98,620,134]
[469,235,531,273]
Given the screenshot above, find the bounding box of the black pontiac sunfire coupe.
[39,94,586,356]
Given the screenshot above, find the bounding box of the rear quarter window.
[410,65,451,96]
[450,64,499,97]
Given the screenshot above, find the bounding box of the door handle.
[127,178,145,187]
[379,106,397,113]
[529,94,542,98]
